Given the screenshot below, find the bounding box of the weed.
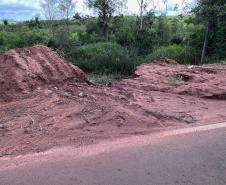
[27,114,35,125]
[62,93,70,98]
[124,110,132,117]
[83,114,89,123]
[86,73,129,86]
[168,74,183,87]
[53,117,57,123]
[25,114,42,132]
[178,75,183,81]
[61,92,79,101]
[168,74,178,86]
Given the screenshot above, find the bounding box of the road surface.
[1,122,226,185]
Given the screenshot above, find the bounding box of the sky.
[0,0,194,22]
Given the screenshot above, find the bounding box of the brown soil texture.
[0,48,226,157]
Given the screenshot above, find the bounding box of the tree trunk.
[201,22,211,65]
[139,0,144,31]
[67,3,69,31]
[67,10,70,31]
[51,20,55,36]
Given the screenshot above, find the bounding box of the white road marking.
[163,122,226,137]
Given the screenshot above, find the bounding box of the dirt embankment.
[0,46,226,157]
[130,59,226,99]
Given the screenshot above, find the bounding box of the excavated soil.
[0,47,226,157]
[0,45,88,102]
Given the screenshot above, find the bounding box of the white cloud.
[0,0,42,21]
[127,0,194,15]
[0,0,195,21]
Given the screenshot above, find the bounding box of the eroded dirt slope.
[0,47,226,157]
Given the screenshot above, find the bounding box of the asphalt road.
[1,123,226,185]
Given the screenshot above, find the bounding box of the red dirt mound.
[0,45,88,102]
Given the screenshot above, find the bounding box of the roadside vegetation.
[0,0,225,84]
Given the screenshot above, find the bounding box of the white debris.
[188,65,194,69]
[78,92,83,97]
[54,87,59,90]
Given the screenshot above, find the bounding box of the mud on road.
[0,46,226,157]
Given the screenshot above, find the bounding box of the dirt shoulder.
[0,47,226,157]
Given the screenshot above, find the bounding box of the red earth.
[0,46,226,157]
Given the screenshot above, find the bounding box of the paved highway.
[1,123,226,185]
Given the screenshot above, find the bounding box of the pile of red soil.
[0,45,88,102]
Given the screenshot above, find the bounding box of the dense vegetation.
[0,0,225,76]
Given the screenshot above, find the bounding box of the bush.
[72,42,134,75]
[145,44,200,65]
[53,27,81,54]
[136,29,157,55]
[0,46,10,55]
[19,30,46,47]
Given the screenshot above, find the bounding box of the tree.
[35,16,40,26]
[3,19,8,26]
[155,15,171,46]
[59,0,76,30]
[85,0,127,37]
[3,19,8,31]
[41,0,58,36]
[137,0,144,31]
[73,13,82,22]
[136,0,154,31]
[192,0,226,64]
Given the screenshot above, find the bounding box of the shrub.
[145,44,200,65]
[53,27,81,54]
[0,31,24,49]
[136,29,157,55]
[72,42,133,75]
[19,30,47,47]
[0,46,10,55]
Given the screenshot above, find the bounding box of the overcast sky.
[0,0,194,21]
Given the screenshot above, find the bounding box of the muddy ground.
[0,46,226,157]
